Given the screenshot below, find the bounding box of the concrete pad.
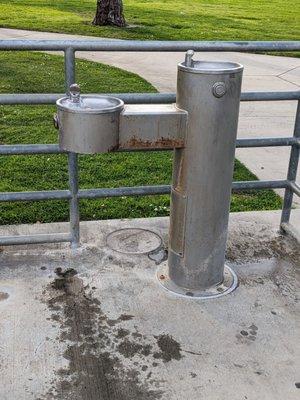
[0,211,299,399]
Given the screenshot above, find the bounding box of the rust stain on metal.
[120,136,184,150]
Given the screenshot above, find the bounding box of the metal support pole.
[65,47,76,90]
[65,47,80,248]
[68,152,80,248]
[280,101,300,230]
[158,54,243,299]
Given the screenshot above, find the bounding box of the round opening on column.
[178,60,243,74]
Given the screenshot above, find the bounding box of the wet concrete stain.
[132,331,143,339]
[153,334,182,362]
[0,292,9,301]
[116,328,130,339]
[106,314,134,327]
[117,339,152,358]
[236,324,258,343]
[43,268,164,400]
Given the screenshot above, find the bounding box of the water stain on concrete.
[236,324,258,343]
[241,330,249,336]
[0,292,9,301]
[116,328,130,339]
[117,339,152,358]
[153,334,182,362]
[43,268,164,400]
[106,314,134,327]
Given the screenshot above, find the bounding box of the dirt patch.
[153,334,182,362]
[226,222,300,264]
[42,268,164,400]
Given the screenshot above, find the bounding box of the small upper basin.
[57,95,124,114]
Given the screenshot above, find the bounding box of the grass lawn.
[0,0,298,41]
[0,52,281,225]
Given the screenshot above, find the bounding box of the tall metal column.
[158,52,243,298]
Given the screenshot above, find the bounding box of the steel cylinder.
[57,92,124,154]
[168,60,243,290]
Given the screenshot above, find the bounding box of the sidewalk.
[0,28,299,203]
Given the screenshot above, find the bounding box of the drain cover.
[106,228,162,255]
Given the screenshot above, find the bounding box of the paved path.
[1,28,299,204]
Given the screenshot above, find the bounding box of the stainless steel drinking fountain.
[56,84,124,153]
[55,51,243,299]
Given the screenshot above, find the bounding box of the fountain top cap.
[178,60,243,75]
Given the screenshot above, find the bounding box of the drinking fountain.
[54,51,243,299]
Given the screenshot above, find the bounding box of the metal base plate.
[156,262,238,299]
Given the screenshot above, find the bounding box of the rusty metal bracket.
[119,104,187,150]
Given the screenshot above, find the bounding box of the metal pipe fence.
[0,40,300,247]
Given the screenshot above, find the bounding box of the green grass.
[0,52,281,225]
[0,0,299,41]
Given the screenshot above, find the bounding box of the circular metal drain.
[106,228,162,255]
[157,262,238,299]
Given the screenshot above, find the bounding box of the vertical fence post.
[65,47,80,248]
[280,101,300,230]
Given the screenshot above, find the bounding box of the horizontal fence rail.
[0,40,299,247]
[0,180,290,203]
[0,137,299,156]
[0,40,300,52]
[0,233,72,246]
[1,91,300,105]
[289,182,300,197]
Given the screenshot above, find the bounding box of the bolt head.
[212,82,226,98]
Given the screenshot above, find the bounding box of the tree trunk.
[93,0,126,27]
